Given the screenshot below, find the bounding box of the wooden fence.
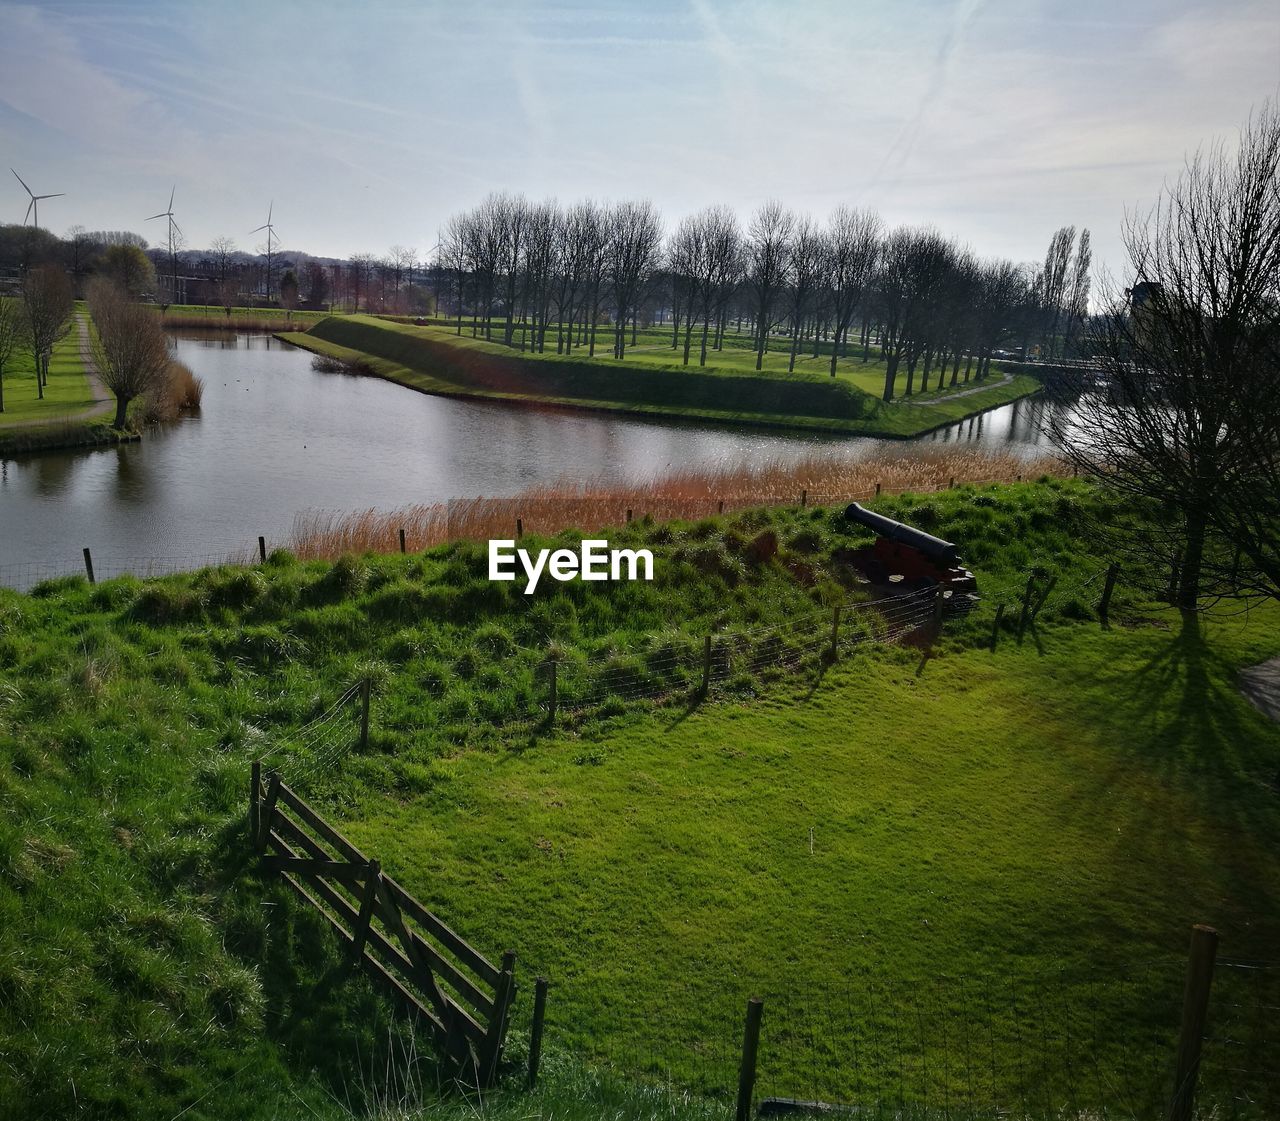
[250,764,520,1087]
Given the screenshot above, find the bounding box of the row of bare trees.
[436,192,1085,399]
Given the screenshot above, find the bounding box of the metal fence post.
[735,997,764,1121]
[830,605,841,661]
[702,635,713,695]
[1168,924,1219,1121]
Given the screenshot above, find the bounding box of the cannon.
[841,502,978,609]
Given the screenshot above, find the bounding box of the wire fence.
[508,949,1275,1121]
[0,469,1064,593]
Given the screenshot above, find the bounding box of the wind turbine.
[147,186,183,305]
[11,169,64,230]
[250,202,280,303]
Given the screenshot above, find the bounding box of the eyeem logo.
[489,539,654,595]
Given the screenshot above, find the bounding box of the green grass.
[1,480,1277,1117]
[282,316,1039,438]
[0,324,97,428]
[158,303,331,326]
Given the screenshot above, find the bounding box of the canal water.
[0,332,1067,585]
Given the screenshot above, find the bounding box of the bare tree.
[87,278,172,429]
[669,206,741,366]
[785,216,823,372]
[606,200,663,360]
[0,296,20,412]
[745,201,794,370]
[1050,100,1280,607]
[1061,229,1092,357]
[823,207,881,377]
[21,264,73,400]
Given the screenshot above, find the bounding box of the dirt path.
[1240,658,1280,724]
[74,314,115,422]
[904,371,1014,405]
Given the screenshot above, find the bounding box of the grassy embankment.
[157,304,329,332]
[280,315,1040,438]
[1,479,1278,1119]
[0,324,132,456]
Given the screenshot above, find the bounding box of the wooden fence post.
[626,508,632,523]
[735,997,765,1121]
[800,489,807,508]
[258,536,267,563]
[349,858,381,962]
[1017,573,1037,640]
[527,976,549,1089]
[702,635,713,695]
[830,606,841,661]
[875,482,882,497]
[482,950,518,1088]
[991,603,1004,651]
[82,547,95,585]
[1099,563,1119,627]
[718,500,724,515]
[359,678,371,751]
[516,517,523,539]
[1167,924,1219,1121]
[399,528,406,554]
[249,759,261,844]
[257,771,282,851]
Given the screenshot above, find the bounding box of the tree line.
[436,192,1093,399]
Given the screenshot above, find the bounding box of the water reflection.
[0,331,1072,577]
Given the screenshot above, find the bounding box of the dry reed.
[141,360,204,423]
[288,448,1065,562]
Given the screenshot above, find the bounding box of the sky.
[1,0,1278,276]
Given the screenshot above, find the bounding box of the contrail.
[865,0,988,197]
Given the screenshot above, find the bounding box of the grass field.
[0,324,97,428]
[282,316,1039,438]
[1,481,1276,1118]
[157,304,330,330]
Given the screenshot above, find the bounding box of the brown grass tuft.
[287,449,1065,562]
[141,360,204,423]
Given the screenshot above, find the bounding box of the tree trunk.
[1178,507,1208,609]
[113,394,130,429]
[882,354,898,402]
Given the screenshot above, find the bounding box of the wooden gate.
[250,764,518,1087]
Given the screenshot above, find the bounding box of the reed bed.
[141,360,204,423]
[288,449,1065,561]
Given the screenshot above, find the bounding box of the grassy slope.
[1,481,1277,1117]
[281,317,1039,437]
[0,325,96,428]
[158,304,330,326]
[338,607,1280,1110]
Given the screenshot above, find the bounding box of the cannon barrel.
[844,502,962,564]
